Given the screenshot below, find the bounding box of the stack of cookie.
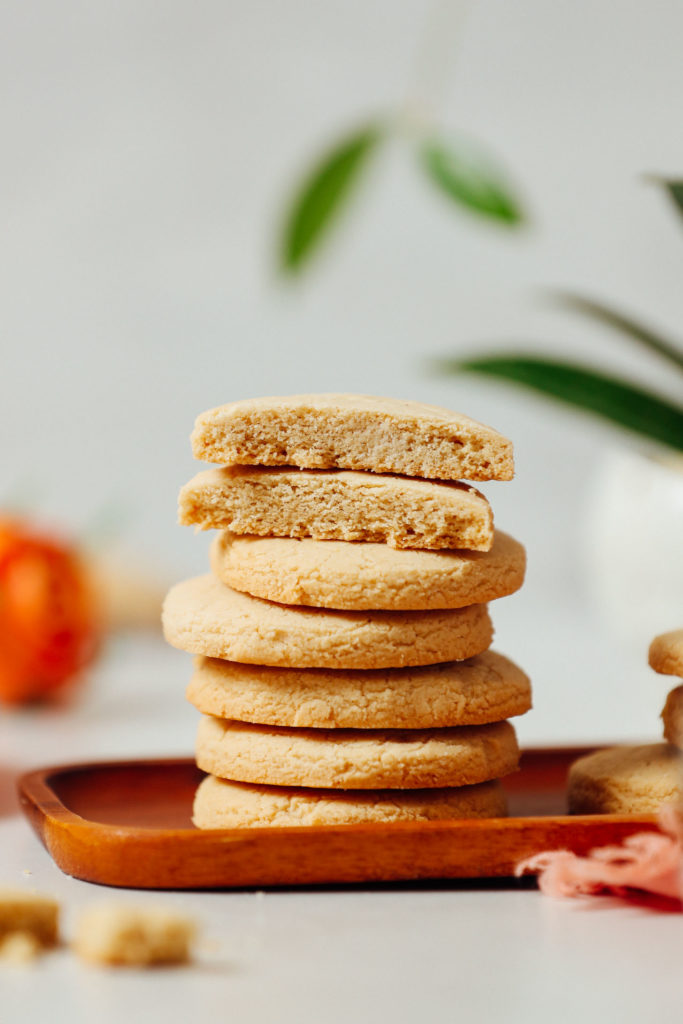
[162,394,531,829]
[568,628,683,814]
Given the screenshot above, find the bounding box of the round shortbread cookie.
[186,651,531,729]
[195,716,519,790]
[210,530,525,611]
[662,685,683,749]
[193,775,508,829]
[649,629,683,678]
[190,393,514,482]
[163,575,493,669]
[568,743,682,815]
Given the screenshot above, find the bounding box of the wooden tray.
[18,748,659,890]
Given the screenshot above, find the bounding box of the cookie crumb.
[0,889,59,950]
[0,931,42,964]
[73,904,196,967]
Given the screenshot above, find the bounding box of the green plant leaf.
[650,177,683,223]
[551,291,683,373]
[436,353,683,452]
[420,138,525,226]
[280,124,383,273]
[664,180,683,219]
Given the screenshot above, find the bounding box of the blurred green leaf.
[420,138,525,226]
[552,291,683,373]
[280,124,383,273]
[437,353,683,452]
[653,177,683,223]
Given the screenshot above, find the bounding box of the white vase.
[581,448,683,659]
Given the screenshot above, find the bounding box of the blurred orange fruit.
[0,519,101,705]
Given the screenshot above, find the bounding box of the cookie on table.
[190,393,514,482]
[662,685,683,749]
[180,466,494,551]
[187,651,531,730]
[649,629,683,678]
[73,905,195,966]
[568,744,682,815]
[195,716,519,790]
[162,575,493,670]
[193,775,508,829]
[210,530,525,611]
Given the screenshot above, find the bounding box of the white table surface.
[1,631,680,1024]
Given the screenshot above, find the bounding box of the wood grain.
[17,750,660,890]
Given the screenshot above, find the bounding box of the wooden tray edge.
[17,756,661,890]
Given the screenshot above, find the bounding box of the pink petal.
[516,805,683,907]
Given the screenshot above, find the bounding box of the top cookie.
[649,629,683,678]
[190,394,514,482]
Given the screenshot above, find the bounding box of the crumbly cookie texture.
[210,530,525,611]
[193,775,507,828]
[187,651,531,730]
[568,744,682,815]
[195,716,519,790]
[662,685,683,749]
[190,394,514,482]
[180,466,494,552]
[649,628,683,678]
[162,575,493,670]
[73,905,195,967]
[0,889,59,949]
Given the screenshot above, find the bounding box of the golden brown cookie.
[186,651,531,729]
[190,393,514,482]
[193,775,507,828]
[662,685,683,749]
[210,530,525,611]
[162,575,493,669]
[649,629,683,678]
[195,716,519,790]
[568,743,682,814]
[180,466,494,551]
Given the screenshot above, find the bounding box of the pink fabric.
[516,805,683,908]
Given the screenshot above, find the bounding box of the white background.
[2,0,682,743]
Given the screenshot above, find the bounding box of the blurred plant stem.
[278,0,525,275]
[399,0,472,134]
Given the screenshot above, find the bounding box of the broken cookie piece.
[190,393,514,482]
[73,904,195,967]
[0,889,59,955]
